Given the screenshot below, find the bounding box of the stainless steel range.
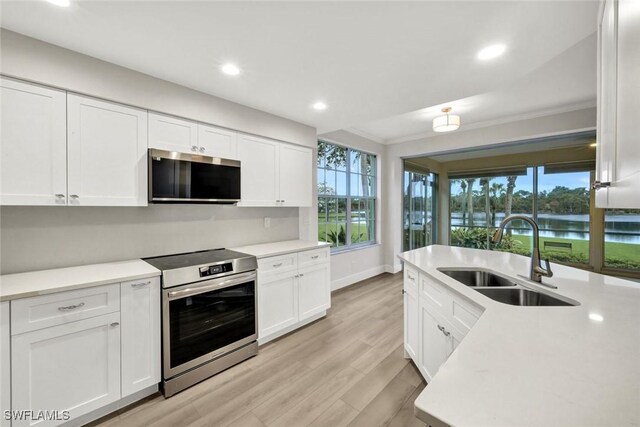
[143,249,258,397]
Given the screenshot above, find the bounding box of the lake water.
[450,212,640,244]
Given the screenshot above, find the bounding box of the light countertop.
[398,245,640,427]
[0,260,160,301]
[231,240,330,259]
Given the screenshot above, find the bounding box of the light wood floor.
[91,273,427,427]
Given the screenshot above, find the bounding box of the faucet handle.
[542,258,554,278]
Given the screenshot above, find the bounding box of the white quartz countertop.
[0,260,160,301]
[231,240,330,259]
[398,245,640,427]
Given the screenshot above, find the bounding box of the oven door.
[149,149,241,203]
[162,271,257,379]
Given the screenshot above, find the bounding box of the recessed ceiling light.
[46,0,70,7]
[312,102,327,111]
[221,63,241,76]
[477,44,506,60]
[589,313,604,322]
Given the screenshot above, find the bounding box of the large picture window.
[317,141,376,249]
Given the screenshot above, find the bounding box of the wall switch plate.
[264,217,271,228]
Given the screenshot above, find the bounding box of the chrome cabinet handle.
[199,147,205,152]
[69,194,79,199]
[299,273,304,277]
[131,281,151,288]
[58,302,85,311]
[437,324,451,337]
[592,180,611,190]
[311,255,319,259]
[110,322,119,327]
[407,274,415,281]
[191,145,198,152]
[273,263,283,268]
[55,194,65,199]
[401,289,406,295]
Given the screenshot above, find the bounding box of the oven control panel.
[199,262,233,277]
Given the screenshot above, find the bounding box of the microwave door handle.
[167,271,256,300]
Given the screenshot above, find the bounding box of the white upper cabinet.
[596,0,640,208]
[279,143,313,207]
[198,124,238,159]
[0,78,67,206]
[148,112,198,153]
[67,94,148,206]
[237,134,279,206]
[237,135,313,207]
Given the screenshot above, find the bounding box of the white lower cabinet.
[258,248,331,344]
[8,279,161,426]
[11,312,121,427]
[120,278,161,397]
[1,302,10,427]
[404,265,482,382]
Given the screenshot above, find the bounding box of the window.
[604,209,640,270]
[403,166,437,251]
[449,165,593,266]
[317,141,376,249]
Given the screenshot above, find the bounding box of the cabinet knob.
[110,322,120,327]
[591,180,611,190]
[199,147,205,153]
[69,194,79,199]
[55,193,65,199]
[191,145,198,152]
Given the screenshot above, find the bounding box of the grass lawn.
[509,234,640,267]
[318,222,373,246]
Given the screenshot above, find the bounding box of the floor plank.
[91,272,426,427]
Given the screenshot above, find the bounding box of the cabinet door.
[198,124,238,159]
[419,305,451,382]
[237,135,279,206]
[11,312,121,426]
[0,78,67,206]
[258,272,298,339]
[121,277,160,397]
[278,144,312,207]
[404,287,419,362]
[1,302,9,427]
[148,113,198,153]
[67,95,148,206]
[298,263,331,321]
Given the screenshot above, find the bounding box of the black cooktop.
[142,248,254,271]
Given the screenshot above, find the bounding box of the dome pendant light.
[433,107,461,132]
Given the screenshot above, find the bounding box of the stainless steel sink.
[438,268,517,287]
[474,288,577,306]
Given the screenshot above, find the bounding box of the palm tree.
[504,176,518,236]
[465,179,475,226]
[489,182,505,225]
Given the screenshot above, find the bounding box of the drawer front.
[420,273,451,314]
[451,294,483,336]
[258,253,298,276]
[11,283,120,335]
[404,264,419,295]
[298,248,329,267]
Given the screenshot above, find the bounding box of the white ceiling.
[0,1,599,140]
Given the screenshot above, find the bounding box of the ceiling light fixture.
[312,101,327,111]
[589,313,604,322]
[432,107,460,132]
[477,44,506,60]
[221,63,241,76]
[46,0,71,6]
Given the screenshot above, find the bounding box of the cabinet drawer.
[420,273,451,314]
[451,294,483,336]
[11,283,120,335]
[404,264,419,295]
[298,248,329,267]
[258,253,298,275]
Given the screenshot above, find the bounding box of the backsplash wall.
[0,205,299,274]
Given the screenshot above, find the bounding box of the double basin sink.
[438,269,578,307]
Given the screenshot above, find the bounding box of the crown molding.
[341,127,386,144]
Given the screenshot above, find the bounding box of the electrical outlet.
[264,217,271,228]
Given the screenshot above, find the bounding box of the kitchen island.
[398,245,640,427]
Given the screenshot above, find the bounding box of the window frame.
[317,140,377,251]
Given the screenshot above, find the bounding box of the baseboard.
[331,265,386,291]
[384,263,403,274]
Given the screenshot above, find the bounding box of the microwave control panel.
[199,262,233,277]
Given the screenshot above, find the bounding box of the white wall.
[317,130,386,290]
[382,107,597,272]
[0,30,315,274]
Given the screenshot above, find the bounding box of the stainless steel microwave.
[148,149,241,204]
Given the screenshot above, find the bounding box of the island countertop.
[398,245,640,427]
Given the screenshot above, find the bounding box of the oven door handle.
[167,271,257,300]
